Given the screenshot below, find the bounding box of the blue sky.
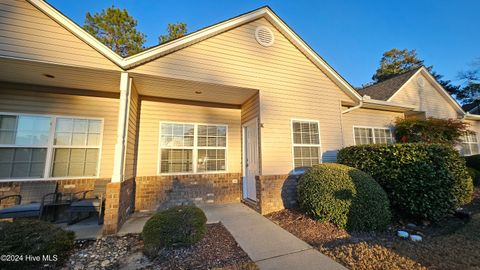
[48,0,479,87]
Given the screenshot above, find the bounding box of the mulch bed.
[266,187,480,270]
[64,223,257,270]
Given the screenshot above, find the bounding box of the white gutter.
[341,99,363,114]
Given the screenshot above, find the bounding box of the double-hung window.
[291,120,321,172]
[0,113,103,180]
[159,122,227,174]
[51,118,102,177]
[0,115,50,179]
[461,133,479,156]
[354,127,393,145]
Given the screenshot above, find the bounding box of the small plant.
[297,163,391,231]
[142,205,207,257]
[338,143,474,222]
[0,219,75,269]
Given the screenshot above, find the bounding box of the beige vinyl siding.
[0,85,118,178]
[241,93,260,124]
[131,18,356,175]
[124,84,139,180]
[136,99,242,176]
[390,73,459,119]
[466,120,480,138]
[342,108,403,146]
[0,0,118,70]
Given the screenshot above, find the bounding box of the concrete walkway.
[201,203,346,270]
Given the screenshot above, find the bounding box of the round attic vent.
[417,77,425,87]
[255,26,275,47]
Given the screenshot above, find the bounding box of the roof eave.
[362,99,416,112]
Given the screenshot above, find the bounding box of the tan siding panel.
[136,99,241,176]
[341,108,403,146]
[0,0,118,70]
[390,73,459,119]
[132,18,356,174]
[0,86,119,178]
[124,85,139,179]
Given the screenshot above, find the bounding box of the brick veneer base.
[103,178,135,235]
[256,174,300,215]
[135,173,242,211]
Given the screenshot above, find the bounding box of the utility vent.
[255,26,275,47]
[417,76,425,87]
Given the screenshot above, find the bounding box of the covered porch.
[0,56,262,234]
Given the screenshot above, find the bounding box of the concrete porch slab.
[118,211,154,236]
[58,216,103,240]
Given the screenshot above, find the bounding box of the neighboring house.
[0,0,479,233]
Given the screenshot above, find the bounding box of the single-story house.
[1,0,479,234]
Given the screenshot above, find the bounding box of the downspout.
[341,98,364,114]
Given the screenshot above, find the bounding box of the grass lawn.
[266,187,480,270]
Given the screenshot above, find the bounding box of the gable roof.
[358,66,465,115]
[27,0,362,101]
[356,67,421,100]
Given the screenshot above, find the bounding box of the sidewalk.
[201,203,346,270]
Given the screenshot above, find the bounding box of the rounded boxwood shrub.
[337,143,474,222]
[0,219,75,269]
[297,163,391,231]
[142,205,207,257]
[467,167,480,187]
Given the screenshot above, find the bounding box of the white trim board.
[26,1,362,102]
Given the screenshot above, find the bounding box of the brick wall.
[256,174,300,215]
[0,182,21,208]
[135,173,242,211]
[103,178,135,235]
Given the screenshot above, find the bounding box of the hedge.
[0,219,75,269]
[298,163,391,231]
[142,205,207,257]
[337,143,473,222]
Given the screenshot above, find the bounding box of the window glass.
[0,148,46,179]
[354,127,393,145]
[461,133,480,156]
[292,121,321,172]
[159,123,227,174]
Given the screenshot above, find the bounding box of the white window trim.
[462,133,480,156]
[0,112,104,182]
[353,126,394,145]
[290,119,322,175]
[157,121,229,175]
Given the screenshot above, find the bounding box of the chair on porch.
[0,182,59,219]
[67,179,109,225]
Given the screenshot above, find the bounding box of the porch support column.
[112,72,131,183]
[104,72,132,235]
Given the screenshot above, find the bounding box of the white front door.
[243,118,259,201]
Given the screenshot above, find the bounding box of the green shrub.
[142,205,207,257]
[467,167,480,187]
[0,219,75,269]
[297,163,391,231]
[337,143,474,222]
[465,154,480,171]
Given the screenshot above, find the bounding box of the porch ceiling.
[131,73,258,105]
[0,57,120,93]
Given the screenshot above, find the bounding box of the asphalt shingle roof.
[357,68,421,100]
